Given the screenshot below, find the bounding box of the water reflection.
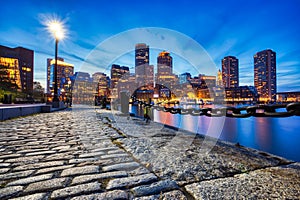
[129,105,300,161]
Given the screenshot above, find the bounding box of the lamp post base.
[52,100,60,108]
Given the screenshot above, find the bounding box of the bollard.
[120,91,129,114]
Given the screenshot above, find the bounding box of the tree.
[32,81,45,102]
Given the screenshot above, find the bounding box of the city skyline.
[1,0,299,92]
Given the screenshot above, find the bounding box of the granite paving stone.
[5,155,44,164]
[0,168,10,174]
[78,151,105,158]
[25,150,57,156]
[50,181,101,199]
[102,161,140,172]
[0,162,10,167]
[17,148,50,154]
[71,171,128,185]
[35,164,75,175]
[131,179,179,197]
[70,190,128,200]
[60,165,99,177]
[68,158,99,164]
[9,193,47,200]
[90,147,120,152]
[0,170,34,180]
[7,173,54,186]
[13,161,65,171]
[101,153,129,159]
[106,173,158,190]
[24,178,68,193]
[133,190,187,200]
[0,186,23,199]
[0,153,22,159]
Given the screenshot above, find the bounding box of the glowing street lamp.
[47,19,65,107]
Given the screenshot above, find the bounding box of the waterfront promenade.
[0,105,299,199]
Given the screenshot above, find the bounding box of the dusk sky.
[1,0,300,92]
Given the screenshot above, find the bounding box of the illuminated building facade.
[254,49,277,102]
[47,58,74,96]
[157,51,172,75]
[179,72,191,84]
[156,51,178,98]
[156,51,176,85]
[135,43,153,87]
[277,91,300,102]
[72,72,96,104]
[199,74,216,88]
[222,56,239,88]
[217,69,223,86]
[117,73,137,98]
[93,72,110,97]
[0,45,33,94]
[0,57,21,91]
[225,86,259,102]
[135,43,149,67]
[110,64,129,89]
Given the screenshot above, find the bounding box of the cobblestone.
[70,190,128,200]
[13,161,65,171]
[0,153,22,159]
[0,186,23,199]
[0,168,10,174]
[0,170,34,180]
[131,180,179,197]
[106,173,158,190]
[79,151,105,158]
[0,105,299,199]
[35,164,75,174]
[0,163,11,167]
[17,148,50,154]
[50,181,101,199]
[5,155,44,164]
[71,171,128,185]
[60,165,99,177]
[24,178,68,193]
[7,173,54,186]
[133,190,187,200]
[102,161,141,172]
[68,158,99,164]
[10,193,47,200]
[25,150,57,156]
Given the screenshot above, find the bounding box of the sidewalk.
[0,105,299,199]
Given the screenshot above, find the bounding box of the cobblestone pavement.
[0,105,299,199]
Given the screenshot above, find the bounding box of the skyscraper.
[0,45,34,95]
[222,56,239,88]
[254,49,276,102]
[135,43,153,87]
[157,51,172,75]
[135,43,149,67]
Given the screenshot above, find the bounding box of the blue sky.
[0,0,300,92]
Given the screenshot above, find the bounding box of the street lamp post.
[53,38,59,105]
[47,20,65,108]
